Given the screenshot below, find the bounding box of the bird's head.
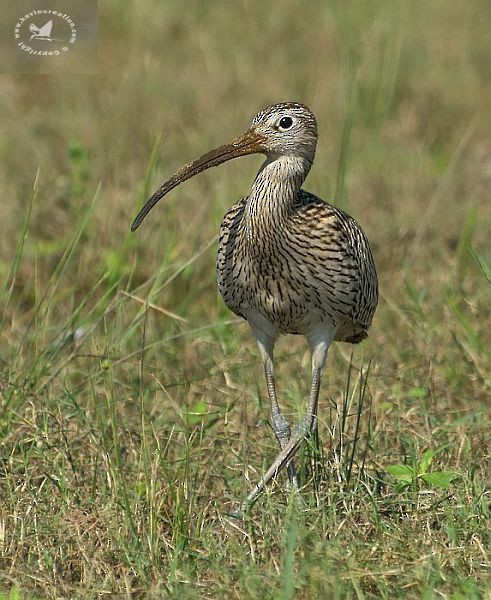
[249,102,318,160]
[131,102,318,231]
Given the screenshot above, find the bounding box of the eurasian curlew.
[131,102,378,516]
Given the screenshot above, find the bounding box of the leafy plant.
[385,448,460,491]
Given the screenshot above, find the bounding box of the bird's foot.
[228,509,245,522]
[226,500,251,522]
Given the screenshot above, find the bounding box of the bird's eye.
[278,116,293,130]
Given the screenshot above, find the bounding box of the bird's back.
[217,190,378,342]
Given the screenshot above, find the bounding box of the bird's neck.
[244,155,312,240]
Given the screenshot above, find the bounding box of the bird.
[131,102,378,516]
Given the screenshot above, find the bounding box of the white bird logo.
[29,20,61,42]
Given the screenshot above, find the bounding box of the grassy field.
[1,1,490,597]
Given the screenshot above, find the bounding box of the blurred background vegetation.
[0,1,489,597]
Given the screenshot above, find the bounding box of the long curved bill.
[131,130,265,231]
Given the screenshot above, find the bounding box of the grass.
[1,0,490,597]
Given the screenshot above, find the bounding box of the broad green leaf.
[408,387,428,399]
[385,464,415,483]
[186,400,208,425]
[421,471,460,489]
[419,449,434,474]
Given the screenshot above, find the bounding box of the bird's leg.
[235,330,332,515]
[256,337,299,489]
